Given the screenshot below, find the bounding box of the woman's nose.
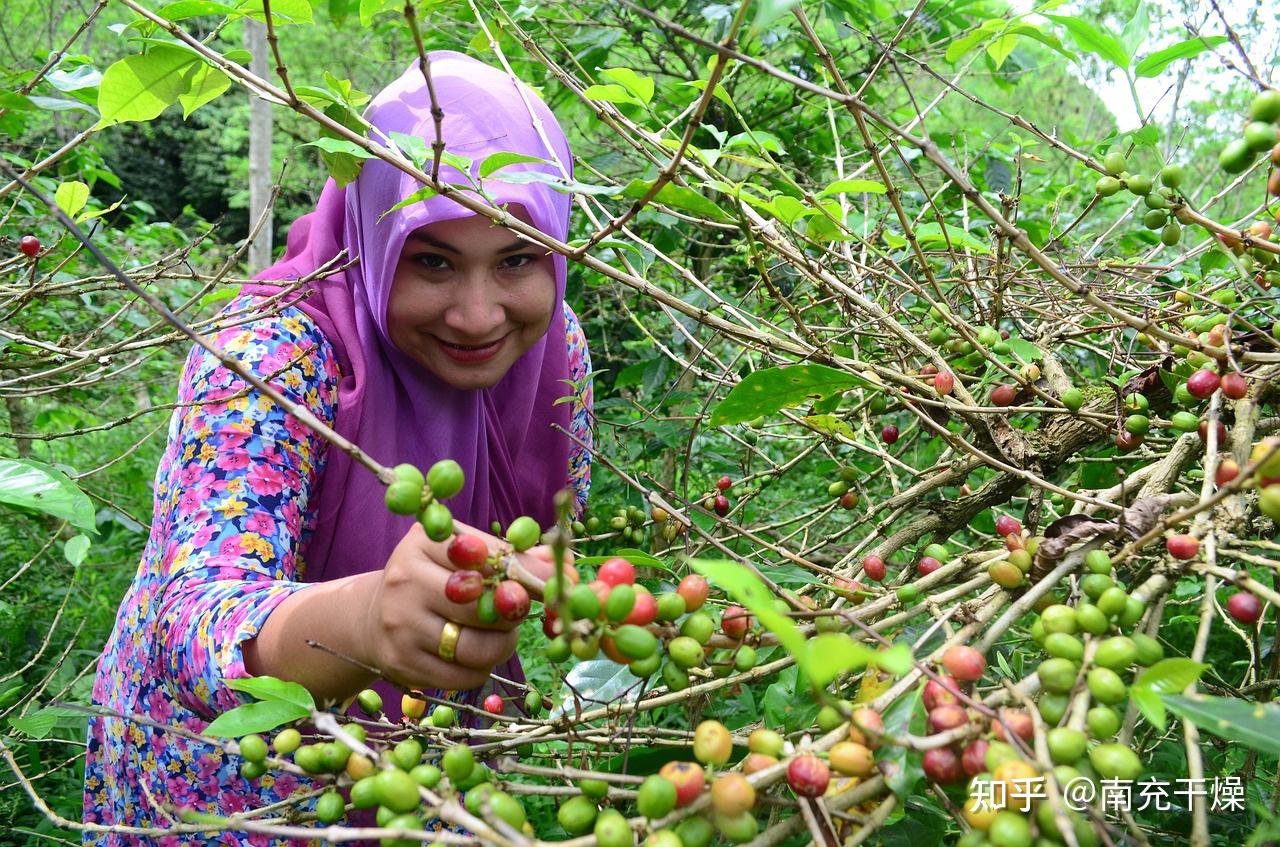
[444,272,504,337]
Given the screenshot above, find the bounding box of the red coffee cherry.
[1226,592,1263,625]
[917,556,942,576]
[444,570,485,604]
[483,694,504,715]
[18,235,41,257]
[922,674,961,710]
[994,515,1022,538]
[1220,372,1248,399]
[1166,534,1200,561]
[861,554,886,581]
[598,557,636,587]
[922,747,965,784]
[678,574,709,612]
[942,645,987,682]
[933,371,956,396]
[786,754,830,798]
[721,605,751,640]
[881,425,899,444]
[1186,369,1221,399]
[716,475,732,492]
[493,580,530,621]
[447,534,489,570]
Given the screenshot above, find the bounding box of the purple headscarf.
[244,51,576,717]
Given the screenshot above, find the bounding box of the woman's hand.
[359,521,571,691]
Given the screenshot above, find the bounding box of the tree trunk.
[244,19,273,273]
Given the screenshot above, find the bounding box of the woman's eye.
[417,254,450,271]
[501,255,536,270]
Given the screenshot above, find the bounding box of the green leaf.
[1006,24,1077,61]
[478,152,549,179]
[490,170,622,197]
[204,700,311,737]
[177,61,230,118]
[64,534,91,567]
[689,558,809,672]
[159,0,238,21]
[805,634,876,687]
[302,137,374,159]
[582,83,646,108]
[225,676,315,711]
[881,686,925,799]
[874,642,914,676]
[914,222,991,254]
[1134,36,1228,77]
[620,178,731,221]
[749,0,801,36]
[7,706,84,739]
[54,181,90,219]
[1163,694,1280,756]
[802,414,855,440]
[96,45,199,126]
[1045,14,1130,69]
[1131,658,1206,730]
[710,364,863,427]
[1120,0,1150,57]
[817,178,887,198]
[1004,338,1042,364]
[379,186,438,220]
[358,0,396,26]
[598,67,654,105]
[945,19,1006,63]
[240,0,313,24]
[0,458,96,533]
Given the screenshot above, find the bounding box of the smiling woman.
[388,208,558,391]
[81,50,593,845]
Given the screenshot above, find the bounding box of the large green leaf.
[709,365,862,426]
[8,706,85,739]
[689,558,808,668]
[1130,658,1206,729]
[204,700,312,737]
[1045,14,1130,69]
[225,676,315,710]
[1163,693,1280,756]
[817,178,886,198]
[0,458,96,533]
[620,178,731,222]
[1134,36,1228,77]
[598,67,654,105]
[96,45,199,126]
[54,181,90,219]
[177,61,231,118]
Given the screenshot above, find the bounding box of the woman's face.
[386,207,556,390]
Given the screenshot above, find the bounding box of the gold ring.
[438,620,461,663]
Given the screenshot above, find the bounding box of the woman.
[82,50,592,845]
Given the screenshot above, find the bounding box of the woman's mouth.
[436,334,506,363]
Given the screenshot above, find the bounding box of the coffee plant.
[2,1,1280,846]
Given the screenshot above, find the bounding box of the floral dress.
[81,294,592,845]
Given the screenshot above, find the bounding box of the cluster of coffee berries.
[701,475,734,517]
[826,466,860,510]
[988,516,1040,590]
[1093,149,1186,247]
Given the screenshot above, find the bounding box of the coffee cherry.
[447,534,488,570]
[624,588,658,626]
[1216,458,1240,486]
[493,580,530,621]
[710,773,755,816]
[481,693,504,716]
[385,480,423,515]
[444,569,484,604]
[942,645,987,681]
[594,809,633,847]
[1186,369,1221,399]
[861,554,886,581]
[693,719,733,765]
[922,747,964,784]
[636,774,677,819]
[992,708,1034,743]
[426,459,464,499]
[1103,151,1126,176]
[1089,743,1142,781]
[933,370,955,396]
[1220,372,1248,399]
[990,383,1016,406]
[713,494,730,516]
[961,739,989,776]
[677,574,709,612]
[557,795,598,835]
[658,761,705,807]
[441,744,475,784]
[18,235,40,257]
[1227,592,1263,624]
[401,695,427,721]
[927,703,968,734]
[273,727,302,755]
[375,767,422,813]
[238,734,268,763]
[721,605,751,640]
[786,754,830,797]
[505,516,540,552]
[741,752,777,774]
[917,556,942,576]
[598,556,636,587]
[1166,534,1199,560]
[715,474,732,492]
[419,502,454,541]
[923,674,961,710]
[356,688,383,716]
[1116,430,1143,452]
[667,636,704,669]
[994,515,1022,537]
[881,424,900,444]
